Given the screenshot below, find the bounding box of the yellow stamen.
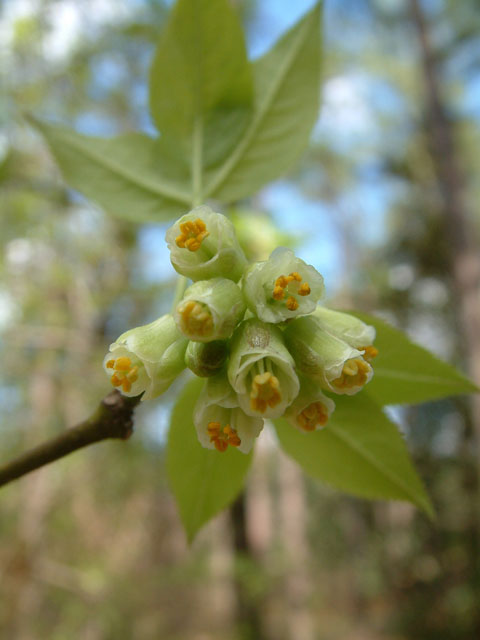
[207,421,241,452]
[108,356,140,392]
[275,275,289,288]
[286,296,299,311]
[273,285,285,300]
[361,345,379,362]
[127,366,139,382]
[111,373,122,387]
[297,401,329,431]
[114,356,132,372]
[332,358,371,391]
[343,360,358,376]
[175,218,209,252]
[250,371,282,413]
[178,300,214,337]
[273,271,311,310]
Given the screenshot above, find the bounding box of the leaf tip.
[422,502,436,522]
[414,490,436,521]
[186,528,198,546]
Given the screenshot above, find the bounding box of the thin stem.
[0,391,140,489]
[174,114,204,312]
[192,115,203,208]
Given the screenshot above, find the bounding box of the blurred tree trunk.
[245,444,282,640]
[246,448,273,557]
[230,491,267,640]
[277,451,314,640]
[408,0,480,444]
[409,0,480,632]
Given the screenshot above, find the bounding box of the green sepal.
[284,375,335,432]
[243,247,324,323]
[228,318,299,418]
[313,306,375,348]
[284,315,373,395]
[103,314,188,400]
[175,277,246,342]
[185,340,229,377]
[165,206,248,282]
[193,373,264,454]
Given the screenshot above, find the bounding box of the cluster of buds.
[103,206,378,454]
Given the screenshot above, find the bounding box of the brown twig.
[0,391,141,489]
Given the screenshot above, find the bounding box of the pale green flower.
[194,374,263,454]
[165,206,247,282]
[228,318,299,418]
[185,340,228,377]
[285,376,335,432]
[242,247,325,323]
[284,316,373,396]
[313,306,378,360]
[103,314,187,400]
[174,277,246,342]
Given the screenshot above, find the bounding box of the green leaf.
[31,118,191,223]
[149,0,253,175]
[167,377,253,542]
[351,311,479,405]
[205,2,322,202]
[275,394,433,516]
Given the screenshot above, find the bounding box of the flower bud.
[228,318,299,418]
[174,278,246,342]
[231,209,294,261]
[194,374,263,454]
[185,340,228,377]
[242,247,325,323]
[312,306,378,360]
[284,316,373,396]
[103,314,188,400]
[165,206,248,282]
[284,376,335,432]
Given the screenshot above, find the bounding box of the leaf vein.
[204,13,313,198]
[51,130,191,205]
[327,422,427,509]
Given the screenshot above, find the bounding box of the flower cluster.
[103,206,378,454]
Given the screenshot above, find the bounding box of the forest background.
[1,0,480,638]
